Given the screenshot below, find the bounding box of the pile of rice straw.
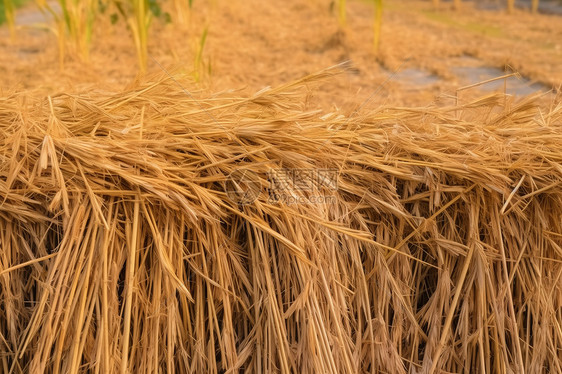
[0,71,561,373]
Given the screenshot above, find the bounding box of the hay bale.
[0,73,561,373]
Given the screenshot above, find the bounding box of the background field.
[1,0,560,107]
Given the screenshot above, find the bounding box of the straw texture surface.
[1,73,561,373]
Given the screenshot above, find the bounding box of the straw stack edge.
[0,72,561,373]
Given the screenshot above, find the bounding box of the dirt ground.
[0,0,561,109]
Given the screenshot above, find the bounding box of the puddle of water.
[453,66,547,96]
[475,0,562,15]
[394,68,440,87]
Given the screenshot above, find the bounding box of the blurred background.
[0,0,560,108]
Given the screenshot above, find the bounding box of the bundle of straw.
[0,72,561,373]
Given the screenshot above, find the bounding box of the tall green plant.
[507,0,514,13]
[131,0,150,72]
[37,0,98,61]
[337,0,345,28]
[531,0,539,13]
[193,25,209,81]
[2,0,16,38]
[113,0,168,72]
[373,0,382,51]
[174,0,192,25]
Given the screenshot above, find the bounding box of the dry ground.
[0,0,561,109]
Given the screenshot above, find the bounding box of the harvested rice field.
[1,0,562,373]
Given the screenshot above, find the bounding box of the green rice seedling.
[193,25,209,81]
[328,0,345,28]
[33,0,65,66]
[131,0,150,72]
[113,0,161,72]
[174,0,192,25]
[337,0,345,28]
[373,0,382,51]
[531,0,539,13]
[330,0,346,29]
[507,0,514,13]
[2,0,16,38]
[36,0,98,61]
[60,0,98,60]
